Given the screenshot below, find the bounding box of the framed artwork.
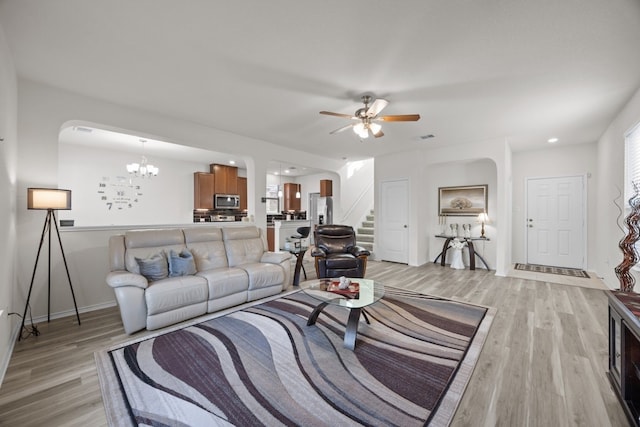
[438,185,488,216]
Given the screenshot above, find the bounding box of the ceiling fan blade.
[366,98,389,117]
[330,123,355,134]
[378,114,420,122]
[320,111,355,119]
[373,129,384,138]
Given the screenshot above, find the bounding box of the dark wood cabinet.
[211,164,238,194]
[609,291,640,426]
[266,226,275,251]
[194,172,215,209]
[283,182,301,211]
[238,177,247,211]
[320,179,332,197]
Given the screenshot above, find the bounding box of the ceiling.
[2,0,640,164]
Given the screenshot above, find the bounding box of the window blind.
[625,122,640,207]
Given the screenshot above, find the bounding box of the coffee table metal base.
[307,301,371,350]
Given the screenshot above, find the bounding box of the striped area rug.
[514,263,590,278]
[96,288,494,426]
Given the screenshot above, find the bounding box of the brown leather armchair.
[311,225,370,278]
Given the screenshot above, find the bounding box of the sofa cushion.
[222,226,266,266]
[124,229,186,275]
[135,252,169,281]
[189,243,229,271]
[324,254,359,269]
[168,249,197,277]
[240,263,285,290]
[145,276,208,316]
[197,267,248,299]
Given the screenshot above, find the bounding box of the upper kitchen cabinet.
[320,179,333,197]
[238,176,247,211]
[194,172,215,209]
[283,182,301,211]
[211,164,238,194]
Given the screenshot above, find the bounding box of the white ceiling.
[2,0,640,163]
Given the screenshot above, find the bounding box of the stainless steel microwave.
[214,194,240,209]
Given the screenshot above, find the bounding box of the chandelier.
[126,140,159,178]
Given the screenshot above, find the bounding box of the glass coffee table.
[299,278,385,350]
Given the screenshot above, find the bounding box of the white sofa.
[106,225,291,334]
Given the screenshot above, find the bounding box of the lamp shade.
[477,212,489,223]
[27,188,72,210]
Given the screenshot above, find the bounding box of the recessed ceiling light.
[229,160,235,165]
[548,137,559,143]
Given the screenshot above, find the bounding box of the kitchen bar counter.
[273,220,312,252]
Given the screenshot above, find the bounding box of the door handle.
[403,225,407,228]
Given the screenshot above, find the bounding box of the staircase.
[357,210,375,252]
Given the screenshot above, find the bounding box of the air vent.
[73,126,93,133]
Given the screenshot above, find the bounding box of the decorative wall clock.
[97,176,143,210]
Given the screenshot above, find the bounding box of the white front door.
[378,179,409,263]
[526,175,585,268]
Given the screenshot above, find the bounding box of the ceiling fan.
[320,95,420,139]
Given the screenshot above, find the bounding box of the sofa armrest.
[106,270,149,289]
[349,246,371,258]
[260,251,291,264]
[311,247,327,257]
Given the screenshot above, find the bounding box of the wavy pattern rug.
[96,288,495,426]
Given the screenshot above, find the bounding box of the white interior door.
[378,179,409,263]
[526,175,585,268]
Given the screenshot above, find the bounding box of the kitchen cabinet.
[283,182,301,211]
[320,179,333,197]
[194,172,215,209]
[267,226,275,251]
[238,176,247,211]
[211,164,238,194]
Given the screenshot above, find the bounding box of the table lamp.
[20,188,81,340]
[477,212,489,238]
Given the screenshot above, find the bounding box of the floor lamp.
[20,188,81,340]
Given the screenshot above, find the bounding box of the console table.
[433,235,490,270]
[608,290,640,426]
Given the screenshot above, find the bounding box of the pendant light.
[277,164,283,198]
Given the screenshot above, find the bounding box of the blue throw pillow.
[135,252,169,282]
[168,249,197,277]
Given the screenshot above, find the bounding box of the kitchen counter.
[273,219,312,252]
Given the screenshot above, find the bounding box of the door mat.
[514,263,590,278]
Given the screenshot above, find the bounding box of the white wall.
[376,139,510,275]
[425,159,498,270]
[511,143,597,270]
[58,143,210,226]
[596,87,640,289]
[0,21,18,384]
[336,159,374,227]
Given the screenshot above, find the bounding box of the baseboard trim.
[0,315,20,388]
[0,300,118,386]
[20,300,118,326]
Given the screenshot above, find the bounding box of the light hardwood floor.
[0,260,631,426]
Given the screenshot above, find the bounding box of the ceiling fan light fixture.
[353,122,365,135]
[369,122,382,135]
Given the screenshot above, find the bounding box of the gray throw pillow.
[168,249,197,277]
[135,252,169,282]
